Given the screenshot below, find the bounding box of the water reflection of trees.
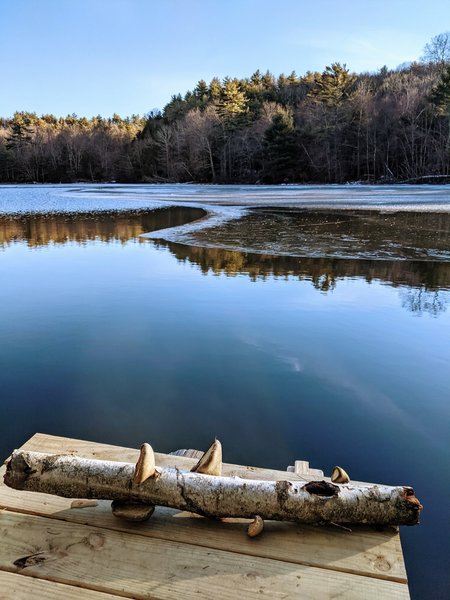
[0,208,205,247]
[159,241,450,315]
[2,210,448,316]
[399,288,448,316]
[191,209,450,262]
[160,241,449,286]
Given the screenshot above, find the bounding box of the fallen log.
[4,449,422,526]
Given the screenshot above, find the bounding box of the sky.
[1,0,450,118]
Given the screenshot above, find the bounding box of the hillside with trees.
[2,32,450,185]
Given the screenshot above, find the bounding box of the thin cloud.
[282,28,424,71]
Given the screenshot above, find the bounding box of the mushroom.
[111,500,155,522]
[133,443,156,484]
[331,466,350,484]
[191,439,222,476]
[247,515,264,537]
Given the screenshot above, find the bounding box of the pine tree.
[209,77,222,101]
[6,113,32,149]
[430,65,450,152]
[164,94,188,122]
[287,71,299,85]
[311,63,356,106]
[250,70,263,89]
[430,65,450,115]
[219,79,247,119]
[277,73,288,88]
[194,80,209,104]
[261,70,275,90]
[263,111,298,182]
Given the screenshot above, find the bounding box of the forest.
[2,32,450,185]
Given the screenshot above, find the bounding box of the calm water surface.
[1,185,449,599]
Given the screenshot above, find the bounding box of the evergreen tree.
[263,112,298,182]
[311,63,356,106]
[287,71,299,85]
[209,77,222,101]
[164,94,189,122]
[277,73,288,88]
[111,113,123,126]
[250,70,263,89]
[430,65,450,153]
[261,70,275,90]
[219,79,247,118]
[194,79,209,105]
[6,113,32,149]
[430,65,450,115]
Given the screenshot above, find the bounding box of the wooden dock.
[0,433,411,599]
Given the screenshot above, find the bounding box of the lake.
[1,184,449,599]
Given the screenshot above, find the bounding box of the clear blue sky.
[1,0,449,118]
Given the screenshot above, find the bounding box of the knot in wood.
[304,481,339,497]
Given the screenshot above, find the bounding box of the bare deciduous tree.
[422,32,450,69]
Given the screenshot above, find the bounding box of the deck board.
[0,433,410,599]
[0,571,123,599]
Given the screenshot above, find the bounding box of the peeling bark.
[4,450,422,526]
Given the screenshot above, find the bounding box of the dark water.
[1,189,449,599]
[186,208,450,261]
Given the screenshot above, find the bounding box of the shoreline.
[2,178,450,186]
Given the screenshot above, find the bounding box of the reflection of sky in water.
[237,283,449,455]
[0,185,449,599]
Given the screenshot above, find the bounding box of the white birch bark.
[4,450,422,526]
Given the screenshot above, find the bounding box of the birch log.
[4,450,422,526]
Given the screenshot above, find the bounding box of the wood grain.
[0,511,409,600]
[0,570,123,599]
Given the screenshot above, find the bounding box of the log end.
[402,487,423,525]
[3,451,33,490]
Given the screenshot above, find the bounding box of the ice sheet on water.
[3,183,450,215]
[1,184,450,261]
[0,184,170,215]
[170,208,450,262]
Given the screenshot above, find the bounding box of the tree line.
[2,32,450,184]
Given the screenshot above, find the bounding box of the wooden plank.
[0,570,123,599]
[169,449,204,459]
[0,433,408,584]
[286,460,324,478]
[0,511,410,600]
